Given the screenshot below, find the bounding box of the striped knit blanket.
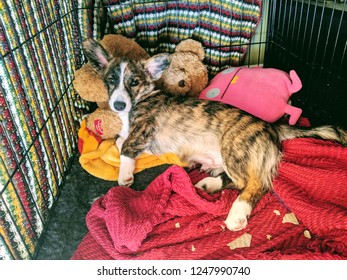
[107,0,263,75]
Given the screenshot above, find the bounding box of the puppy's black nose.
[113,101,126,111]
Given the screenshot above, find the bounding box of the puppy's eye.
[107,74,119,85]
[129,79,139,87]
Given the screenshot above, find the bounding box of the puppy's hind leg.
[223,149,280,231]
[220,119,281,231]
[224,170,267,231]
[221,138,280,230]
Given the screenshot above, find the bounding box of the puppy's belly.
[187,153,223,170]
[149,134,223,170]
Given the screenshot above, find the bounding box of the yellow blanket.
[78,120,188,181]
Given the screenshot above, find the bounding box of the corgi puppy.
[82,38,347,231]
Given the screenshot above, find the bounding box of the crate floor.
[35,155,171,260]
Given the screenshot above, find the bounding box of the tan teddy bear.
[157,39,209,97]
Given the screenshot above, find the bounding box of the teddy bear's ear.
[175,39,205,61]
[144,53,171,81]
[82,38,112,71]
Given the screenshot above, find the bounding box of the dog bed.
[72,136,347,260]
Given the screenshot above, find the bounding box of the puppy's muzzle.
[111,94,128,112]
[113,101,126,111]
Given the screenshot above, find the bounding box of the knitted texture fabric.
[105,0,263,75]
[72,138,347,260]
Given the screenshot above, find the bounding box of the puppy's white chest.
[118,112,129,139]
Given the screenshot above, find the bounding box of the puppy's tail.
[276,124,347,146]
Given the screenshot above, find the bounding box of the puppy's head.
[82,38,170,113]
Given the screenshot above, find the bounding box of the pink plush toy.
[199,67,303,125]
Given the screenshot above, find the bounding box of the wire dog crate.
[0,0,346,259]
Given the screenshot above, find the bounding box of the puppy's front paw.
[118,155,135,187]
[118,174,134,187]
[224,197,252,231]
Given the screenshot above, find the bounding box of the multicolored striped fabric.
[0,0,88,259]
[77,0,109,41]
[106,0,263,75]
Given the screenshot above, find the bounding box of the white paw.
[195,176,223,193]
[224,197,252,231]
[118,155,135,187]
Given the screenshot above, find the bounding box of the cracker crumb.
[304,230,311,239]
[175,222,180,228]
[266,234,272,240]
[191,245,196,252]
[227,233,252,250]
[273,209,281,216]
[282,212,299,225]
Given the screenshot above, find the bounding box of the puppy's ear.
[144,53,171,81]
[82,38,111,71]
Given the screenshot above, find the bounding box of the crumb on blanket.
[227,233,252,250]
[282,212,299,225]
[304,230,311,239]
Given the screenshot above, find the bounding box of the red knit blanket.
[72,138,347,260]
